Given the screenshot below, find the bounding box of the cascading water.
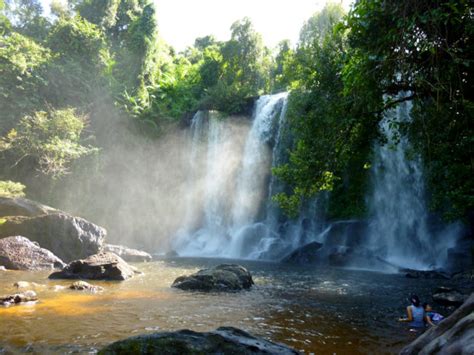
[367,99,460,270]
[173,93,320,259]
[173,93,459,268]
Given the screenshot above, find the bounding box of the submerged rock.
[0,236,65,270]
[69,281,104,292]
[400,293,474,355]
[0,196,58,217]
[0,213,106,262]
[103,244,152,262]
[432,287,467,306]
[49,252,140,281]
[14,281,44,289]
[172,264,254,292]
[1,290,38,306]
[99,326,298,354]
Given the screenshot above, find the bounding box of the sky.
[40,0,353,51]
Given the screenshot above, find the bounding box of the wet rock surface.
[49,252,140,281]
[0,214,106,262]
[402,268,451,279]
[103,244,152,262]
[99,326,299,354]
[400,293,474,355]
[281,241,389,270]
[1,290,38,306]
[432,286,468,306]
[0,236,65,270]
[69,281,104,292]
[0,197,58,217]
[172,264,254,292]
[281,242,323,265]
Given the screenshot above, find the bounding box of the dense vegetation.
[0,0,472,223]
[273,0,473,221]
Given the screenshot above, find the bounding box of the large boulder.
[322,220,368,247]
[99,326,298,355]
[103,244,152,262]
[0,196,58,217]
[172,264,254,292]
[0,236,65,270]
[0,213,106,262]
[49,252,140,281]
[281,241,323,265]
[400,293,474,355]
[432,287,468,307]
[281,241,389,270]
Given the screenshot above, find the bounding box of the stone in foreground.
[0,213,106,262]
[1,291,38,306]
[99,326,299,355]
[49,252,140,281]
[172,264,254,292]
[400,293,474,355]
[103,244,152,262]
[0,236,65,270]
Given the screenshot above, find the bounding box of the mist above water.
[366,99,461,270]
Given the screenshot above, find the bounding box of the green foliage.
[273,0,473,221]
[345,0,473,219]
[0,0,11,35]
[4,0,49,41]
[0,180,25,197]
[0,31,51,132]
[272,4,373,218]
[0,109,98,177]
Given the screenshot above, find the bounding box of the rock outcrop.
[49,252,140,281]
[400,293,474,355]
[1,291,38,306]
[99,326,298,354]
[402,268,451,279]
[172,264,254,292]
[0,214,106,262]
[432,287,468,306]
[103,244,152,262]
[281,241,389,270]
[0,236,65,270]
[281,242,323,265]
[0,196,58,217]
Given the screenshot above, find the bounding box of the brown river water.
[0,258,467,354]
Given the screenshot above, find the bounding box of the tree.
[0,108,98,177]
[4,0,49,41]
[0,31,51,133]
[345,0,473,220]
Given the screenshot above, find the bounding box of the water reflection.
[0,258,469,354]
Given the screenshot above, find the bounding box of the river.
[0,258,466,354]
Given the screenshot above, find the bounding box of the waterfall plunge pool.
[0,258,466,354]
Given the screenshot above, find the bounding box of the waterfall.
[367,99,460,270]
[173,93,318,258]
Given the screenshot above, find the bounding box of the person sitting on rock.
[398,294,434,328]
[423,303,444,325]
